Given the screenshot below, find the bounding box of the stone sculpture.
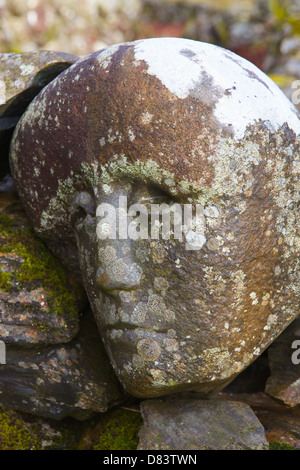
[7,38,300,400]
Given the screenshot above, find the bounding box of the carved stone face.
[10,38,300,398]
[69,155,299,398]
[71,180,228,398]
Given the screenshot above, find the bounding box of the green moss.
[269,440,297,450]
[0,408,83,450]
[0,215,18,235]
[0,214,78,320]
[0,271,13,292]
[0,409,41,450]
[93,408,143,450]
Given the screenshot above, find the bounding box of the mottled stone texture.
[0,191,125,418]
[0,191,85,344]
[9,38,300,399]
[217,391,300,449]
[0,51,78,176]
[138,398,269,450]
[265,317,300,407]
[0,312,125,420]
[0,51,78,125]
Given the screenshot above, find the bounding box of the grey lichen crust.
[0,50,78,124]
[9,38,300,398]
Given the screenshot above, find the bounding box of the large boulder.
[9,38,300,398]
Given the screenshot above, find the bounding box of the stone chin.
[83,287,241,400]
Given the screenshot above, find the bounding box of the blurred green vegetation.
[269,0,300,34]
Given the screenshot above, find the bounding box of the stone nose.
[96,248,143,292]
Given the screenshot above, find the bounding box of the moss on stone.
[0,271,13,291]
[0,408,84,450]
[269,440,297,450]
[0,408,41,450]
[93,408,143,450]
[0,214,17,233]
[0,214,79,320]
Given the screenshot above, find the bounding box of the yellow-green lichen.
[0,214,79,320]
[103,156,211,203]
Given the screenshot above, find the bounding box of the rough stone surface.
[9,38,300,399]
[0,191,85,344]
[265,317,300,407]
[0,50,78,124]
[0,311,125,420]
[0,51,78,176]
[217,391,300,449]
[137,397,269,450]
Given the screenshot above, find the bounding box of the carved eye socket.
[70,191,96,226]
[134,184,174,205]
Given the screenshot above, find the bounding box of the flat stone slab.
[137,397,269,450]
[0,312,125,420]
[217,391,300,450]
